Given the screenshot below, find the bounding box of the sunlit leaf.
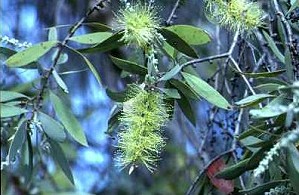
[262,31,284,63]
[5,41,58,67]
[52,69,69,93]
[38,112,66,142]
[158,88,181,99]
[235,94,275,107]
[182,72,231,109]
[0,91,29,102]
[159,28,198,58]
[166,25,211,45]
[169,79,199,100]
[69,32,112,44]
[79,31,125,53]
[50,91,88,146]
[0,104,28,118]
[249,95,288,118]
[48,27,58,41]
[159,64,182,81]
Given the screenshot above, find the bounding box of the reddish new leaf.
[206,158,234,194]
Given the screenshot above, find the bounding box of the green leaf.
[159,28,198,58]
[79,31,125,53]
[106,84,139,102]
[262,31,285,63]
[0,91,29,102]
[0,104,28,118]
[5,41,58,67]
[48,27,58,41]
[159,64,182,81]
[169,79,199,100]
[69,32,112,44]
[240,136,264,152]
[254,83,283,93]
[38,112,66,142]
[166,25,211,45]
[249,95,288,118]
[161,41,176,59]
[48,139,74,184]
[158,88,181,99]
[286,144,299,194]
[8,118,27,162]
[235,94,275,107]
[106,107,121,135]
[177,94,196,126]
[49,91,88,146]
[216,159,250,180]
[67,46,101,86]
[52,69,69,93]
[239,180,289,195]
[182,72,231,109]
[110,55,147,75]
[285,48,294,82]
[240,69,286,78]
[83,22,112,32]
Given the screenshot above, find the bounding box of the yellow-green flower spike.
[205,0,264,32]
[115,88,169,172]
[114,3,162,48]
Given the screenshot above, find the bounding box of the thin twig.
[166,0,181,26]
[34,0,108,110]
[273,0,298,79]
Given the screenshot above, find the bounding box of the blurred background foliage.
[1,0,298,195]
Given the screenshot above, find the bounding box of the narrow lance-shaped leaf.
[69,32,112,44]
[166,25,211,45]
[38,112,66,142]
[8,118,27,163]
[48,27,58,41]
[0,91,29,102]
[52,69,69,93]
[0,104,28,118]
[262,31,285,63]
[286,144,299,194]
[235,94,275,107]
[66,46,101,87]
[169,79,199,100]
[48,138,74,184]
[5,41,58,67]
[79,31,125,53]
[159,64,182,81]
[182,72,231,109]
[49,91,88,146]
[240,69,286,78]
[159,28,198,58]
[110,55,147,75]
[177,93,196,126]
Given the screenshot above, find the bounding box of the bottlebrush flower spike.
[115,87,169,173]
[205,0,264,32]
[114,3,162,48]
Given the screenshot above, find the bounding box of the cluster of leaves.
[1,0,299,194]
